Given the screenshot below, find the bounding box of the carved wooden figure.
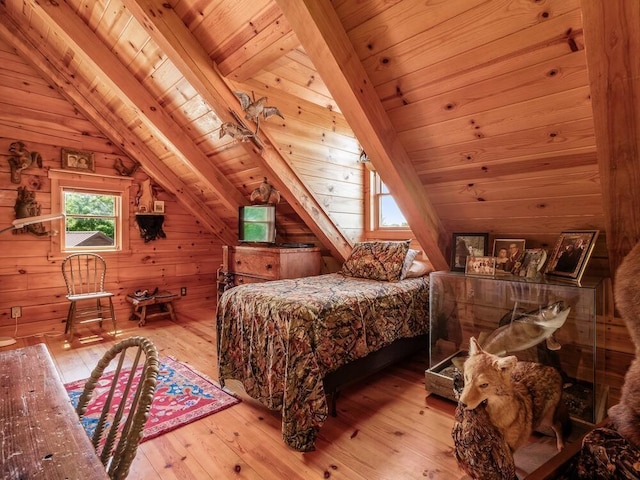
[7,141,42,184]
[13,187,50,236]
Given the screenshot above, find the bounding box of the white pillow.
[405,259,434,278]
[401,248,419,279]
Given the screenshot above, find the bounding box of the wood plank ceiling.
[1,0,638,272]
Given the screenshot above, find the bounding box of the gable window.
[370,170,409,230]
[63,190,119,251]
[49,169,132,257]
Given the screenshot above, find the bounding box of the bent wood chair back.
[62,253,117,338]
[76,336,159,480]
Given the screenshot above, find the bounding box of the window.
[371,171,408,229]
[49,169,132,256]
[63,190,119,251]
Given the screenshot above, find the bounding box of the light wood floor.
[3,308,570,479]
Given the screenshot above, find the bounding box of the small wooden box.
[424,350,467,401]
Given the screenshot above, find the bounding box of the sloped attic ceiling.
[1,0,639,273]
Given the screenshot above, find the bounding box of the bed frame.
[323,334,428,416]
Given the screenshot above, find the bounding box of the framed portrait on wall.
[545,230,599,283]
[61,148,95,173]
[451,232,489,272]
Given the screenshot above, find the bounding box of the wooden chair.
[62,253,117,338]
[76,336,159,480]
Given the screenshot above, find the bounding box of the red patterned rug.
[65,356,240,443]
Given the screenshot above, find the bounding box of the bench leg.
[138,305,148,327]
[166,301,177,321]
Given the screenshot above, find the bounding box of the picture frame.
[514,248,548,278]
[153,200,165,214]
[545,230,599,283]
[465,255,496,277]
[451,233,489,272]
[492,238,526,274]
[61,147,95,172]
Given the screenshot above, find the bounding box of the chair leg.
[66,302,76,338]
[96,298,103,328]
[108,297,117,337]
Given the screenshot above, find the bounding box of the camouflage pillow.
[341,240,411,281]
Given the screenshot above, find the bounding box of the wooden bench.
[126,291,178,326]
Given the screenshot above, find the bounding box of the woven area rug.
[65,356,240,443]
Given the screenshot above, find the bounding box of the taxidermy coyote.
[459,337,569,452]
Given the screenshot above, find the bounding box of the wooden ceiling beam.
[274,0,449,270]
[217,15,300,82]
[581,0,640,276]
[124,0,352,261]
[0,10,236,246]
[21,0,248,216]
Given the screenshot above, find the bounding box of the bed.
[216,241,431,452]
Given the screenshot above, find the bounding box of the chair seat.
[67,292,114,301]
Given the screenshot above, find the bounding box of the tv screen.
[238,205,276,243]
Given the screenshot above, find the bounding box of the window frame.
[365,168,411,237]
[49,169,133,259]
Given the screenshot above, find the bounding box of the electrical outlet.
[180,287,187,296]
[11,306,21,319]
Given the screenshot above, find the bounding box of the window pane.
[380,195,408,227]
[64,192,115,215]
[65,218,115,247]
[63,191,118,249]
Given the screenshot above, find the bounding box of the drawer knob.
[265,263,272,270]
[235,259,241,265]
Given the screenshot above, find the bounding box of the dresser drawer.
[227,249,280,280]
[232,274,268,286]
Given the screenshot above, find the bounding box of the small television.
[238,204,276,244]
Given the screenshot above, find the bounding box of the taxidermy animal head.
[233,91,284,134]
[250,177,281,205]
[459,338,518,410]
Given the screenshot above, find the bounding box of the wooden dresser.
[222,245,322,286]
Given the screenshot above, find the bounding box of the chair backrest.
[62,253,109,296]
[76,336,159,480]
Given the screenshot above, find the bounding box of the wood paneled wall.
[0,52,223,339]
[0,135,222,338]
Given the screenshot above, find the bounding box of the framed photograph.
[465,256,496,277]
[492,238,526,274]
[61,148,95,172]
[514,248,548,278]
[153,200,165,214]
[545,230,599,283]
[451,233,489,272]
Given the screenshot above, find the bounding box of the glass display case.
[426,271,606,425]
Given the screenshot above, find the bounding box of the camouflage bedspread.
[216,273,430,452]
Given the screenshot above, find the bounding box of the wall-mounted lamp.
[0,213,65,235]
[0,213,65,347]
